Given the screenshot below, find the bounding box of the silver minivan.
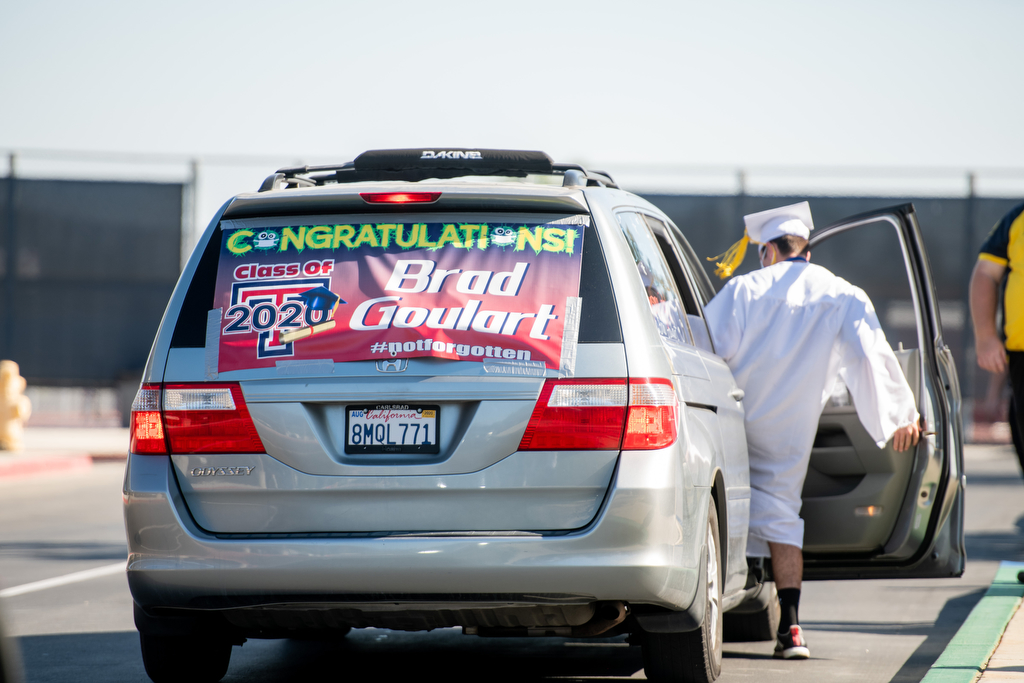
[124,149,964,683]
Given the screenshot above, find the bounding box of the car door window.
[615,212,692,345]
[642,215,715,354]
[673,227,718,306]
[811,222,920,357]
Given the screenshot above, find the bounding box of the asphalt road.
[1,444,1022,683]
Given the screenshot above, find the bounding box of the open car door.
[801,204,965,579]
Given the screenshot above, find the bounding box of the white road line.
[0,562,125,598]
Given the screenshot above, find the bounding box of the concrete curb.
[921,561,1024,683]
[0,452,125,479]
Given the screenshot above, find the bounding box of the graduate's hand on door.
[892,422,921,452]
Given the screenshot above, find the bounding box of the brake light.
[518,378,677,451]
[518,379,627,450]
[162,383,265,454]
[128,383,265,455]
[622,378,678,450]
[130,383,167,454]
[359,192,442,204]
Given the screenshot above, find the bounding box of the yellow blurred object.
[0,360,32,451]
[707,231,752,279]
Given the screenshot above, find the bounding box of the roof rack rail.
[257,148,618,192]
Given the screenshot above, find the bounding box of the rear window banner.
[213,220,587,373]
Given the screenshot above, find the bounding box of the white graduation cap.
[744,201,814,244]
[708,201,814,279]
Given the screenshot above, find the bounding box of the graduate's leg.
[749,490,805,632]
[768,542,802,590]
[769,541,808,657]
[769,542,802,631]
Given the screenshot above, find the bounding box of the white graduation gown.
[704,260,919,556]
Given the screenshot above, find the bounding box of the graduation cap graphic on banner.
[295,286,344,312]
[279,286,346,344]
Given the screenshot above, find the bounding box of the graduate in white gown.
[703,202,920,659]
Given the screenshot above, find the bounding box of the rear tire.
[140,633,232,683]
[642,498,723,683]
[722,582,780,642]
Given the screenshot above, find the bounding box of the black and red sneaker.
[774,624,810,659]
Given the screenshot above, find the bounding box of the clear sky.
[3,0,1023,228]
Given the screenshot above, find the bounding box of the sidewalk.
[0,427,128,479]
[980,594,1024,681]
[924,561,1024,682]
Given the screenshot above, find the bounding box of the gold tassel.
[707,233,751,279]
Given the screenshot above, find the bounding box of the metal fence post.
[962,172,978,409]
[181,158,199,270]
[3,153,16,361]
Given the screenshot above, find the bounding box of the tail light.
[518,378,677,451]
[130,383,167,454]
[360,191,442,204]
[622,378,678,450]
[129,383,265,455]
[519,379,627,450]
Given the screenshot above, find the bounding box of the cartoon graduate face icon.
[253,230,281,250]
[491,226,517,247]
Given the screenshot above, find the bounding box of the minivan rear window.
[170,215,621,366]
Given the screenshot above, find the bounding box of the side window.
[673,228,718,305]
[615,212,692,345]
[171,227,222,348]
[577,223,623,343]
[642,215,715,353]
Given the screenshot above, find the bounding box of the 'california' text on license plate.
[345,404,440,454]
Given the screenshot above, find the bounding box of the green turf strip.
[920,561,1024,683]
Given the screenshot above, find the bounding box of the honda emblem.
[376,359,409,373]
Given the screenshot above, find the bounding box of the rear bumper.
[123,451,708,616]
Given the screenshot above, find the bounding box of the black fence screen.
[0,176,182,386]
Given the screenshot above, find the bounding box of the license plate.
[345,404,440,454]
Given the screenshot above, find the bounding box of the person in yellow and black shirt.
[970,201,1024,470]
